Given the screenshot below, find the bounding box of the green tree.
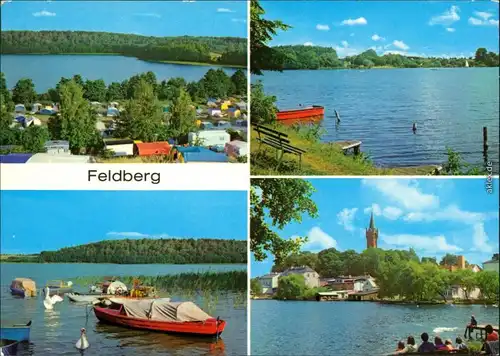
[230,69,247,96]
[452,269,477,300]
[272,251,319,272]
[0,94,17,145]
[200,69,232,98]
[83,79,107,102]
[106,82,125,101]
[316,248,344,277]
[168,87,197,139]
[116,79,164,141]
[277,274,306,300]
[475,48,487,63]
[439,253,458,266]
[0,72,14,111]
[251,278,263,295]
[20,125,49,152]
[250,0,291,75]
[250,81,277,124]
[475,271,500,301]
[57,80,98,154]
[251,178,318,263]
[12,78,36,105]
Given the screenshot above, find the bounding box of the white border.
[0,164,249,191]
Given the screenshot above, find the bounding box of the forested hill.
[34,238,247,264]
[0,31,247,66]
[271,45,499,70]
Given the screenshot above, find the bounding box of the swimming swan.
[43,287,64,310]
[75,328,89,350]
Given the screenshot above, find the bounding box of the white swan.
[43,287,64,310]
[75,328,89,350]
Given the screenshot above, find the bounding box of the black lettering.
[151,173,160,185]
[88,170,97,182]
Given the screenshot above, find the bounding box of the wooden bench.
[252,123,306,168]
[336,140,362,155]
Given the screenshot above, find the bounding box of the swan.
[75,328,89,350]
[43,287,64,310]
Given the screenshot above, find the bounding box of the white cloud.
[106,231,169,238]
[363,204,402,220]
[134,13,161,18]
[231,18,247,23]
[429,5,460,26]
[341,40,349,47]
[468,16,499,27]
[403,205,497,225]
[475,11,493,20]
[371,34,385,41]
[341,17,368,26]
[303,227,339,251]
[393,40,409,50]
[362,179,439,211]
[446,27,456,32]
[364,203,382,216]
[33,10,56,17]
[304,42,314,46]
[471,223,493,253]
[316,24,330,31]
[335,46,361,57]
[381,233,462,253]
[217,8,234,13]
[182,0,196,2]
[337,208,358,231]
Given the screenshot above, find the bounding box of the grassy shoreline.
[1,52,245,68]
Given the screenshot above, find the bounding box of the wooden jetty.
[469,324,499,340]
[336,140,362,155]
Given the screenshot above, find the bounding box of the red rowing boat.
[93,298,226,336]
[276,105,325,124]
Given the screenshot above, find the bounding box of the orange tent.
[135,142,172,156]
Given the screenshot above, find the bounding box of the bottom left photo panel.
[0,190,248,356]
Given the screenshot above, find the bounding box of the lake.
[251,300,499,356]
[1,54,238,93]
[258,68,499,170]
[0,263,247,356]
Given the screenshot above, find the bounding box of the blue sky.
[0,190,247,254]
[0,1,247,37]
[252,178,499,277]
[262,1,499,58]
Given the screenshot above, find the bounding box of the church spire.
[369,211,375,229]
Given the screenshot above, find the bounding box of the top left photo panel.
[0,1,248,164]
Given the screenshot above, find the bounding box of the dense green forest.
[271,45,499,70]
[266,248,499,302]
[2,238,247,264]
[0,31,247,66]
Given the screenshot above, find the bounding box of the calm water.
[251,300,500,356]
[1,55,237,93]
[259,68,499,170]
[0,263,247,356]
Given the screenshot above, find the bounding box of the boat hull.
[93,307,226,336]
[276,106,325,125]
[0,339,19,356]
[67,293,100,303]
[43,287,73,297]
[9,288,25,298]
[0,321,31,342]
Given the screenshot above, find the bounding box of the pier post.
[483,127,488,166]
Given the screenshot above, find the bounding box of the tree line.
[1,31,247,66]
[32,238,247,264]
[269,248,499,302]
[0,68,246,154]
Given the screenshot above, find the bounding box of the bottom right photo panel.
[250,178,499,356]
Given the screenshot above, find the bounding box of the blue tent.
[200,122,214,130]
[107,107,119,117]
[176,146,228,163]
[39,108,55,115]
[215,121,231,129]
[15,115,26,124]
[0,153,33,163]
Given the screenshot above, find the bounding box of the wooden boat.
[0,339,20,355]
[67,293,102,303]
[9,278,36,298]
[276,105,325,124]
[0,321,31,341]
[44,280,73,296]
[93,298,226,336]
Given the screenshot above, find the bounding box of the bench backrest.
[252,123,288,138]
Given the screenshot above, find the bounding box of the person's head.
[445,339,452,345]
[435,336,444,346]
[397,341,405,350]
[456,337,463,344]
[407,336,415,346]
[485,325,494,334]
[472,315,476,319]
[421,333,429,342]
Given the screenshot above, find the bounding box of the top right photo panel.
[249,1,499,176]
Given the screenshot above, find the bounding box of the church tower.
[366,212,378,248]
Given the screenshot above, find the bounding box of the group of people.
[394,324,499,355]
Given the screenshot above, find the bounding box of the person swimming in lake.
[464,315,478,339]
[417,333,436,353]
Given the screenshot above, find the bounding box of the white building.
[354,276,378,292]
[257,273,281,294]
[483,254,499,273]
[281,266,320,288]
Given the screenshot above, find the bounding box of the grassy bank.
[72,271,247,292]
[250,124,439,175]
[144,59,246,68]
